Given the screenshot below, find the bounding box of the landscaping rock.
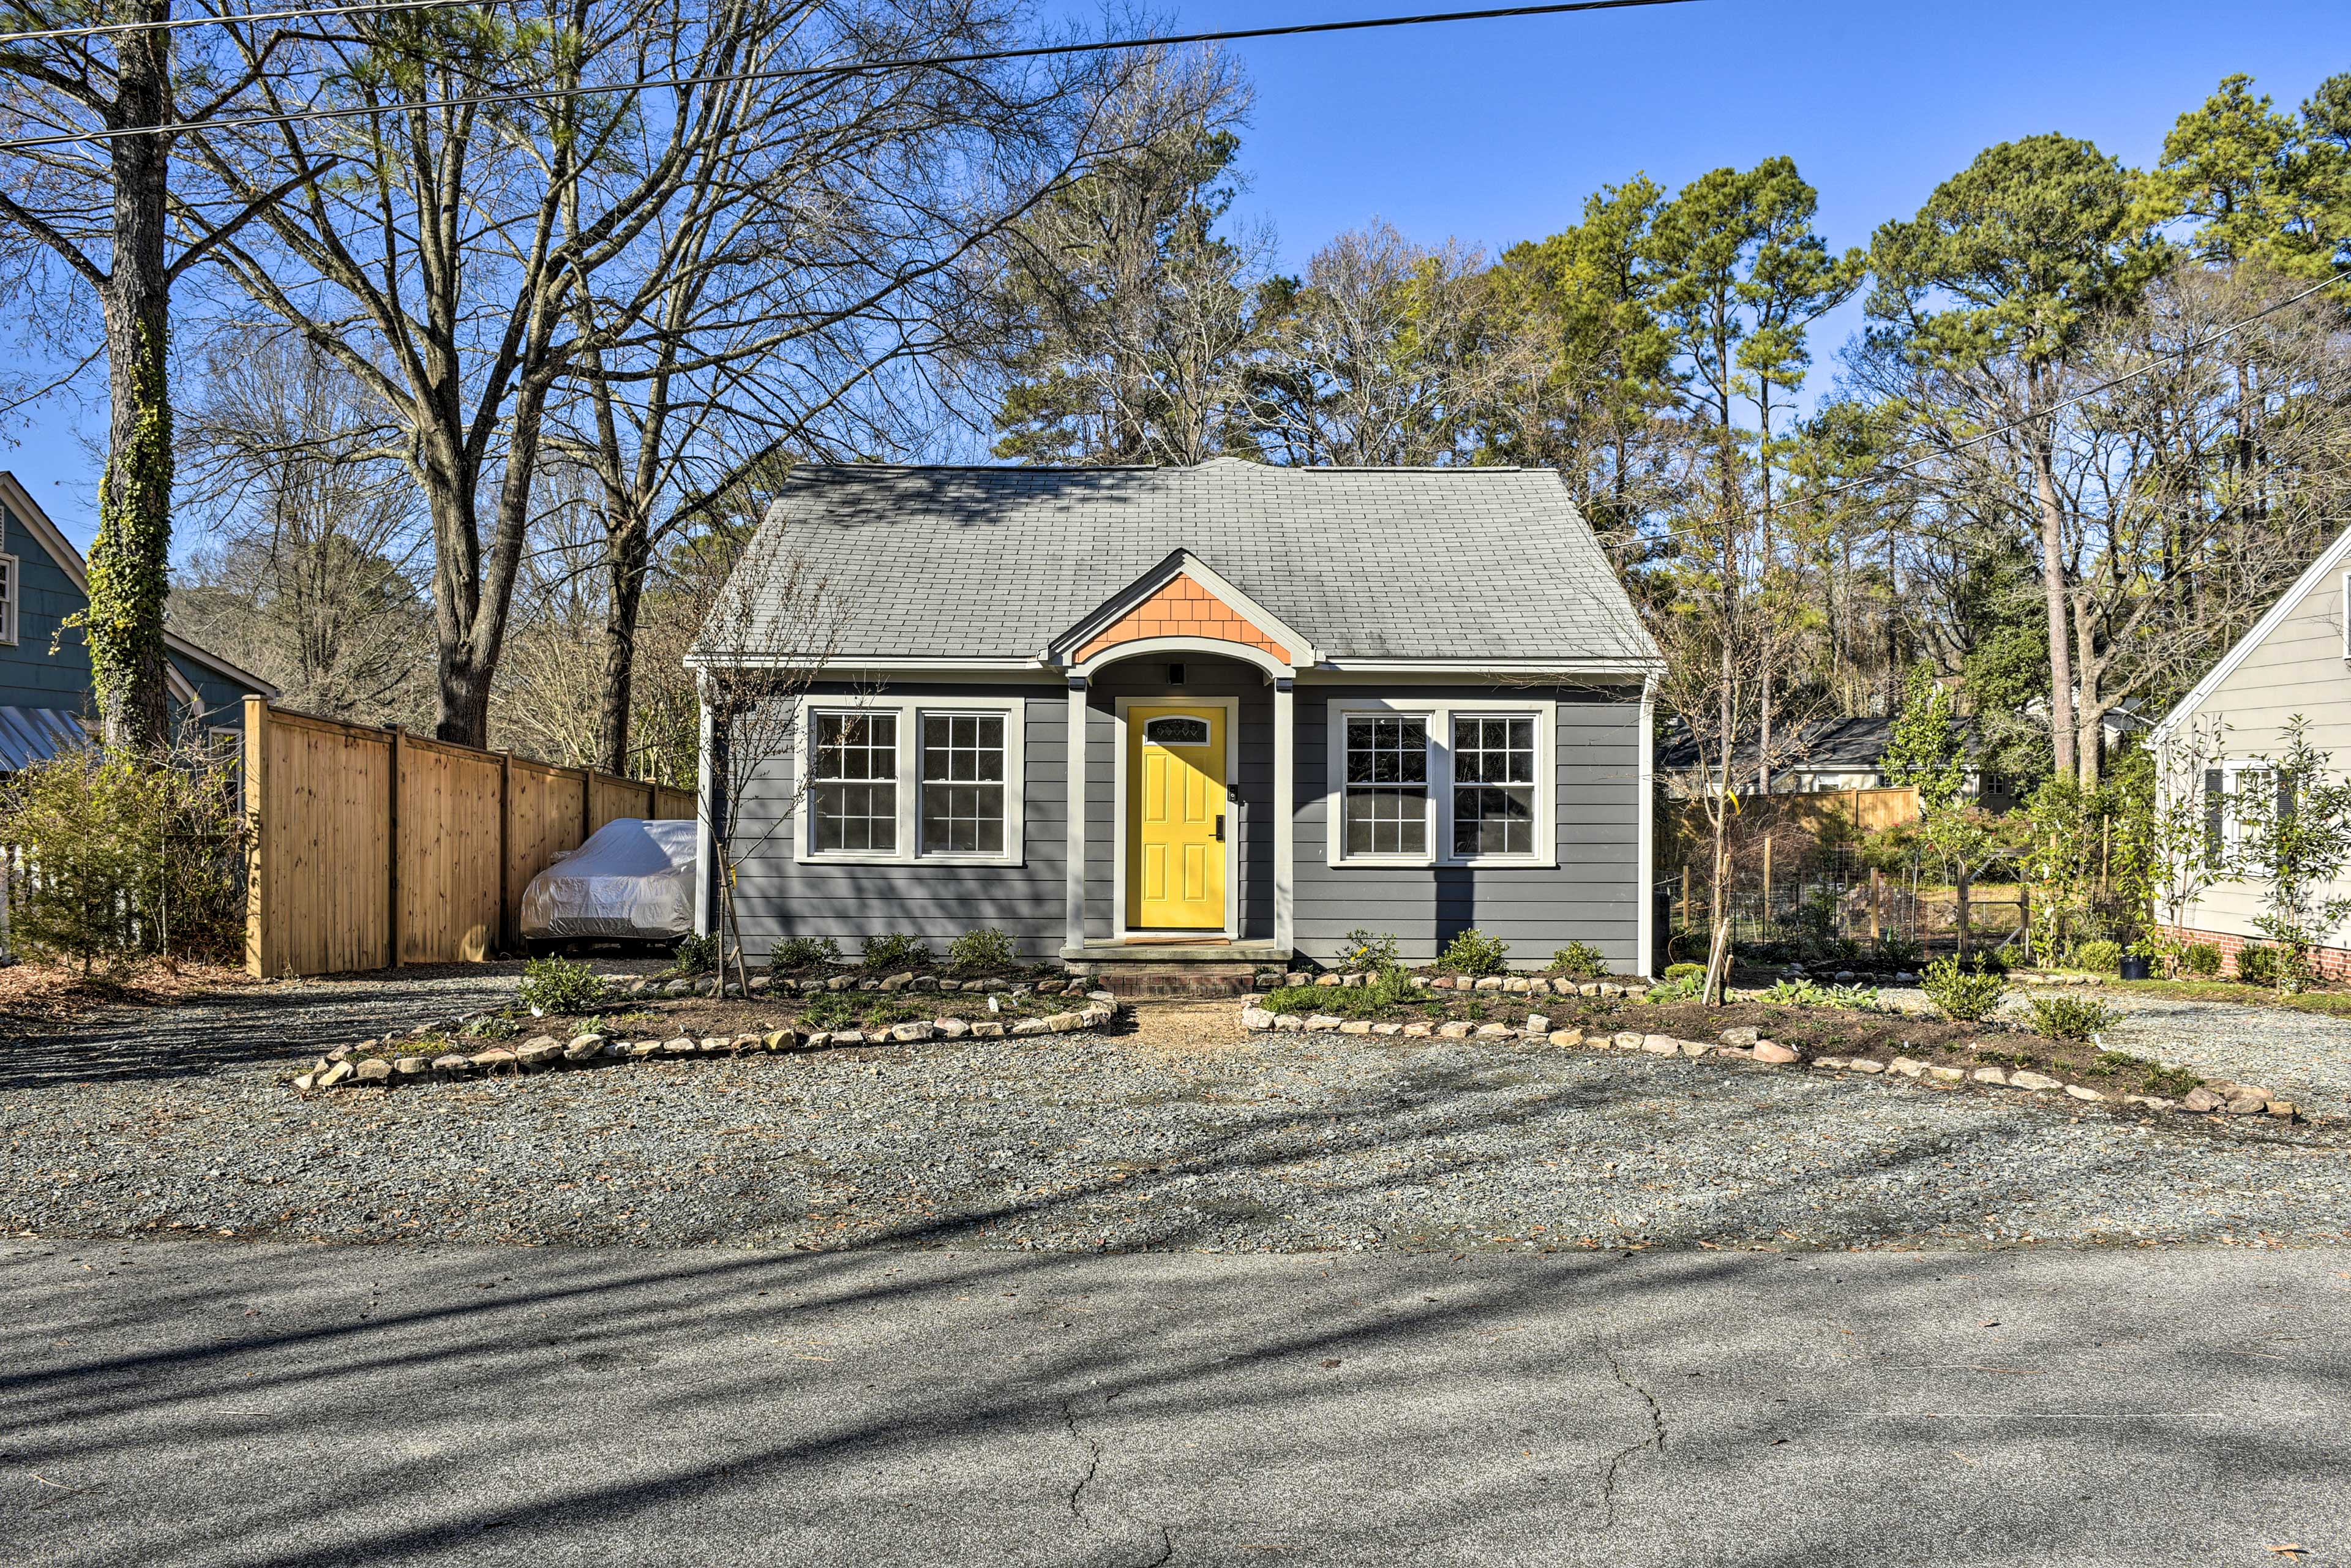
[826,975,853,992]
[1504,977,1531,993]
[1847,1059,1884,1075]
[1041,1011,1085,1033]
[1929,1065,1965,1081]
[2124,1095,2173,1111]
[730,1033,762,1052]
[1370,1022,1402,1036]
[1316,974,1343,987]
[1813,1058,1847,1071]
[1548,1028,1585,1048]
[891,1021,934,1043]
[1010,1019,1050,1037]
[2225,1093,2270,1116]
[2268,1101,2299,1121]
[2182,1087,2225,1112]
[2064,1085,2105,1102]
[1679,1040,1709,1058]
[1751,1041,1798,1065]
[1525,1014,1550,1035]
[969,1021,1005,1039]
[1436,1022,1474,1039]
[661,1037,696,1057]
[355,1059,392,1086]
[516,1040,562,1071]
[393,1057,431,1079]
[1720,1027,1759,1047]
[1241,1007,1275,1031]
[1275,1015,1304,1032]
[1640,1034,1679,1056]
[1610,1032,1642,1051]
[910,976,938,992]
[1340,1021,1374,1035]
[1305,1014,1344,1032]
[1474,1023,1513,1038]
[1888,1057,1926,1078]
[934,1018,970,1040]
[1473,977,1505,991]
[1401,1023,1432,1038]
[695,1036,729,1056]
[432,1054,472,1076]
[470,1049,517,1073]
[1972,1067,2007,1085]
[2009,1071,2061,1092]
[317,1061,354,1089]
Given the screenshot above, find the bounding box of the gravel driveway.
[6,974,2349,1253]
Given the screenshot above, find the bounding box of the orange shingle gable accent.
[1073,573,1292,664]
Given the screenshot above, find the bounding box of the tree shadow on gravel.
[1,1234,2345,1568]
[0,975,525,1093]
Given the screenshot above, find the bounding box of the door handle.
[1214,814,1225,842]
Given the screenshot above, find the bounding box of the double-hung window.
[0,550,17,646]
[802,700,1023,865]
[2205,759,2285,866]
[1328,700,1554,868]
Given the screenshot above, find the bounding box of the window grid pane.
[1344,715,1429,856]
[921,711,1007,854]
[812,712,897,853]
[1452,715,1536,857]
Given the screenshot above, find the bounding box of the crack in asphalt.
[1060,1395,1103,1523]
[1594,1342,1668,1527]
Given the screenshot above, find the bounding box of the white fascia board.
[2149,523,2351,746]
[1305,659,1659,679]
[0,471,89,592]
[685,653,1050,676]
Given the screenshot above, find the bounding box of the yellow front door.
[1129,705,1226,930]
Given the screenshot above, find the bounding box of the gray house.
[693,460,1662,983]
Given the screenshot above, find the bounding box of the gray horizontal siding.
[729,681,1068,961]
[1292,684,1643,969]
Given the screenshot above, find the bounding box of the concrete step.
[1078,961,1260,999]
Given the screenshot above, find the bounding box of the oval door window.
[1143,715,1211,746]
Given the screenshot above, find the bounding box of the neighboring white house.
[2150,527,2351,978]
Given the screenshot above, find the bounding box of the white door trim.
[1112,694,1240,942]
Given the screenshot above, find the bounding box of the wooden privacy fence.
[244,697,695,978]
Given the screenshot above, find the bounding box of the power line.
[0,0,478,49]
[0,0,1700,153]
[1635,261,2351,552]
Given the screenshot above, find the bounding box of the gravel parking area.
[1876,983,2351,1121]
[6,977,2350,1253]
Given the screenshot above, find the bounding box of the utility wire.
[0,0,1699,152]
[0,0,479,49]
[1633,261,2351,553]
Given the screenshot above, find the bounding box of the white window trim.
[793,696,1026,868]
[1324,697,1556,869]
[2210,757,2274,860]
[0,550,17,646]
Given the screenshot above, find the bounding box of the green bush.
[2027,994,2123,1043]
[1339,929,1403,970]
[768,934,841,973]
[861,932,929,971]
[947,928,1016,973]
[1760,978,1879,1010]
[1262,983,1390,1018]
[2235,944,2277,986]
[2074,939,2122,973]
[1368,962,1420,1007]
[1875,932,1924,969]
[1664,961,1704,982]
[1548,940,1608,980]
[1641,972,1702,1003]
[519,956,609,1015]
[2183,942,2222,977]
[672,932,720,974]
[1921,957,2008,1022]
[0,746,247,971]
[1438,928,1510,975]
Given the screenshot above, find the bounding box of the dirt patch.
[0,959,256,1036]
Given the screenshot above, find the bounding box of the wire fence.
[1660,844,2034,965]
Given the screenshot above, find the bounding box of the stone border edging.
[293,991,1120,1093]
[1236,1005,2304,1123]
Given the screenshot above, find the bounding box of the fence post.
[1762,836,1774,925]
[1681,863,1692,927]
[498,751,514,956]
[244,696,270,978]
[1870,866,1882,941]
[386,724,403,970]
[582,766,594,843]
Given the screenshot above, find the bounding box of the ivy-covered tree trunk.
[87,6,176,753]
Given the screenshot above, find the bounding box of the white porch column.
[1273,676,1295,956]
[1065,676,1089,955]
[1636,673,1657,978]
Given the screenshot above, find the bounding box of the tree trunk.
[596,513,651,776]
[1703,828,1732,1006]
[1955,863,1972,961]
[2031,418,2076,782]
[87,6,175,753]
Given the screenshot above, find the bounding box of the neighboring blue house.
[0,470,276,770]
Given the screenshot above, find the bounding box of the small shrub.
[1761,978,1880,1011]
[2073,939,2122,973]
[462,1013,519,1041]
[518,956,609,1015]
[672,932,720,975]
[947,927,1016,973]
[2235,944,2278,986]
[2027,994,2123,1043]
[1460,994,1490,1021]
[1548,940,1608,980]
[2182,942,2222,977]
[1262,983,1389,1018]
[1438,928,1510,976]
[1340,929,1403,970]
[1875,932,1924,969]
[1368,962,1419,1007]
[1663,961,1705,983]
[1921,957,2008,1022]
[798,991,860,1030]
[2143,1062,2203,1098]
[1641,972,1702,1003]
[769,934,840,972]
[861,932,929,972]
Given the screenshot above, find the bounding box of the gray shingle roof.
[711,459,1659,666]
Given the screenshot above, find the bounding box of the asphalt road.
[3,1239,2345,1567]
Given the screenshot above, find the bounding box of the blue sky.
[4,0,2346,552]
